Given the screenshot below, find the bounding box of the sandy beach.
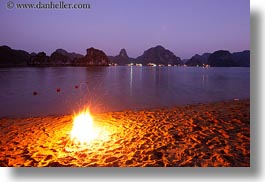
[0,99,250,167]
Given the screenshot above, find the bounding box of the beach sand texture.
[0,100,250,167]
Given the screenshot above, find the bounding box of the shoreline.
[0,99,250,167]
[0,98,249,119]
[0,65,251,68]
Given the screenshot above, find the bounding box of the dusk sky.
[0,0,250,59]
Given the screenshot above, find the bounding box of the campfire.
[62,107,111,153]
[70,108,99,144]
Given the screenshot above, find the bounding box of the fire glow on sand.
[70,108,109,145]
[0,100,250,167]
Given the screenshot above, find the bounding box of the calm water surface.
[0,66,250,117]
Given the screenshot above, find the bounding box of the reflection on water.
[130,66,133,96]
[202,69,208,88]
[0,67,249,117]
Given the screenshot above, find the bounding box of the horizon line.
[0,44,250,60]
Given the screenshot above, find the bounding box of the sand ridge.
[0,100,250,167]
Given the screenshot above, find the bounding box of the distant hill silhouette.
[74,47,110,66]
[51,49,83,64]
[28,49,85,66]
[135,45,182,66]
[0,46,30,66]
[28,52,50,65]
[232,50,250,67]
[108,49,135,65]
[207,50,237,67]
[0,45,250,67]
[186,50,250,67]
[0,45,110,66]
[186,53,210,66]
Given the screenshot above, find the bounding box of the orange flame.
[70,109,97,144]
